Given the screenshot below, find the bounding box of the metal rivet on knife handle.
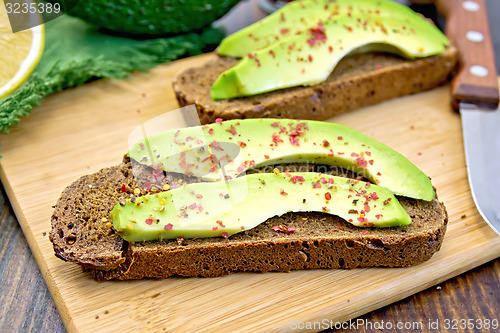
[437,0,500,109]
[465,31,484,42]
[462,1,480,12]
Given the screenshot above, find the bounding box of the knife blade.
[438,0,500,235]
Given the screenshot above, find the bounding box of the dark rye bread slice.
[50,160,448,280]
[172,47,458,124]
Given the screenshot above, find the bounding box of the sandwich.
[172,0,458,124]
[50,118,448,280]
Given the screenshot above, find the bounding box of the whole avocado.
[51,0,241,35]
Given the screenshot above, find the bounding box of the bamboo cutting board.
[1,53,499,333]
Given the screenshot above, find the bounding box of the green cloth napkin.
[0,15,225,133]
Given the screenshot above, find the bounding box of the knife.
[437,0,500,235]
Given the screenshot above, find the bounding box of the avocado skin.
[50,0,241,35]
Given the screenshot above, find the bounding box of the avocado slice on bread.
[50,119,448,280]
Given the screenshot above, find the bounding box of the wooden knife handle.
[437,0,499,109]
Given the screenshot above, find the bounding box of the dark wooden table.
[1,1,499,332]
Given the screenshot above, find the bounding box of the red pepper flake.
[269,50,276,58]
[355,157,367,167]
[272,133,284,145]
[216,220,226,228]
[383,198,392,205]
[357,217,367,223]
[174,130,180,138]
[364,202,371,213]
[240,226,245,230]
[365,151,371,156]
[271,122,280,127]
[212,227,218,232]
[145,218,153,225]
[288,43,295,51]
[236,141,246,148]
[325,192,332,200]
[142,181,152,191]
[280,28,289,35]
[271,225,283,232]
[328,149,334,157]
[164,223,173,231]
[322,139,330,147]
[215,118,223,124]
[227,126,237,136]
[346,26,353,32]
[312,181,321,189]
[120,184,127,192]
[222,232,229,239]
[370,192,379,200]
[209,140,223,151]
[197,204,204,212]
[264,154,270,160]
[307,21,327,47]
[351,152,359,157]
[196,194,203,199]
[280,188,288,196]
[290,175,305,184]
[179,158,194,171]
[188,203,197,210]
[362,230,368,235]
[328,46,333,52]
[338,136,343,140]
[308,54,313,62]
[271,225,296,234]
[375,214,382,220]
[289,134,300,146]
[208,128,214,135]
[338,224,343,229]
[369,160,374,165]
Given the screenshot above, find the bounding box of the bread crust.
[172,47,458,124]
[50,161,448,280]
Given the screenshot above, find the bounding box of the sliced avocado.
[111,172,411,241]
[211,13,448,99]
[218,0,447,58]
[128,119,434,201]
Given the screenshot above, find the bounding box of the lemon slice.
[0,0,44,98]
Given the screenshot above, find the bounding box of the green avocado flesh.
[211,13,448,99]
[128,119,435,201]
[111,173,411,241]
[218,0,448,58]
[211,0,449,100]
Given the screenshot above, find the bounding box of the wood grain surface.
[0,187,498,333]
[0,51,499,332]
[1,1,500,332]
